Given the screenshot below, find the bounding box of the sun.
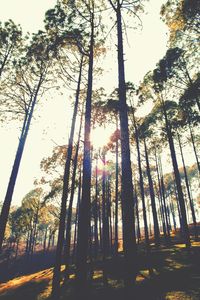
[90,125,114,150]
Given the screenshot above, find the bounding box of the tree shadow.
[0,250,56,283]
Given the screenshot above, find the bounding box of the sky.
[0,0,173,206]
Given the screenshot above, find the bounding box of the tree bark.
[64,119,82,278]
[144,138,160,246]
[94,159,99,259]
[188,121,200,175]
[154,149,168,242]
[102,153,108,286]
[72,170,82,264]
[133,113,150,251]
[0,90,39,252]
[159,158,171,237]
[177,132,198,239]
[75,19,94,289]
[161,98,190,247]
[115,2,137,286]
[52,56,83,298]
[114,118,119,256]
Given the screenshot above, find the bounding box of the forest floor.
[0,236,199,300]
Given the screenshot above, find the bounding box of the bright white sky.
[0,0,174,206]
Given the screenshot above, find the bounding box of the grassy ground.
[0,238,199,300]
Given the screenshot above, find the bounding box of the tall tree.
[74,0,104,291]
[0,31,52,252]
[153,58,191,247]
[107,0,146,287]
[51,54,83,297]
[143,138,160,246]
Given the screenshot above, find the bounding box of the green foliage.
[0,20,23,78]
[153,47,183,91]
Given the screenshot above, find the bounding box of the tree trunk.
[0,91,38,252]
[188,121,200,176]
[169,195,177,231]
[159,158,171,237]
[162,98,190,247]
[15,239,19,259]
[94,159,99,259]
[177,132,198,239]
[107,175,112,254]
[154,150,168,242]
[64,120,82,278]
[114,117,119,256]
[75,22,94,289]
[133,113,150,251]
[134,183,141,243]
[144,138,160,246]
[47,230,52,251]
[52,56,83,298]
[102,153,108,286]
[72,170,82,264]
[116,3,137,286]
[43,227,48,252]
[31,207,39,256]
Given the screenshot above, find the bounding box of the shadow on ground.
[0,239,199,300]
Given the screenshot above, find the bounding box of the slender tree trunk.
[27,221,34,257]
[169,195,177,231]
[154,150,168,242]
[31,207,39,256]
[133,114,150,250]
[43,227,48,252]
[25,230,30,254]
[188,121,200,176]
[52,233,55,248]
[47,230,52,251]
[156,196,163,235]
[161,98,190,247]
[144,138,160,246]
[134,183,141,243]
[172,179,183,232]
[115,3,137,286]
[106,175,111,254]
[75,22,94,289]
[102,153,108,286]
[177,132,198,239]
[52,57,83,298]
[98,188,103,252]
[0,91,38,252]
[94,159,99,259]
[114,119,119,256]
[166,200,172,231]
[159,158,171,237]
[147,199,152,237]
[64,121,82,278]
[72,170,82,264]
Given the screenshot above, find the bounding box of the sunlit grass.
[0,267,53,299]
[0,268,52,294]
[175,244,187,249]
[93,270,102,280]
[174,241,200,249]
[191,241,200,247]
[136,274,145,283]
[37,282,52,300]
[165,258,186,270]
[165,291,195,299]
